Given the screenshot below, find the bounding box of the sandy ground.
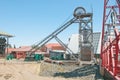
[0,59,94,80]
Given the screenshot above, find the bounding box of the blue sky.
[0,0,104,47]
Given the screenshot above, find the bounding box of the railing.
[101,28,120,79]
[101,0,120,79]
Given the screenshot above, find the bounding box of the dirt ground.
[0,59,95,80]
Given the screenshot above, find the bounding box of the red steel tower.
[101,0,120,79]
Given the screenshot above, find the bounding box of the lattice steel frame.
[101,0,120,79]
[74,8,93,61]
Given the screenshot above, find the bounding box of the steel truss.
[28,7,93,61]
[78,13,93,61]
[101,0,120,79]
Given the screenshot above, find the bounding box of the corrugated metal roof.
[0,30,13,37]
[13,46,32,52]
[45,43,65,50]
[8,46,42,52]
[46,43,61,48]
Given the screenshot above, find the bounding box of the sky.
[0,0,104,47]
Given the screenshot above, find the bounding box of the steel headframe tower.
[29,7,93,62]
[101,0,120,79]
[74,7,93,61]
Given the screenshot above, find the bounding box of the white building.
[67,34,79,54]
[67,32,101,55]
